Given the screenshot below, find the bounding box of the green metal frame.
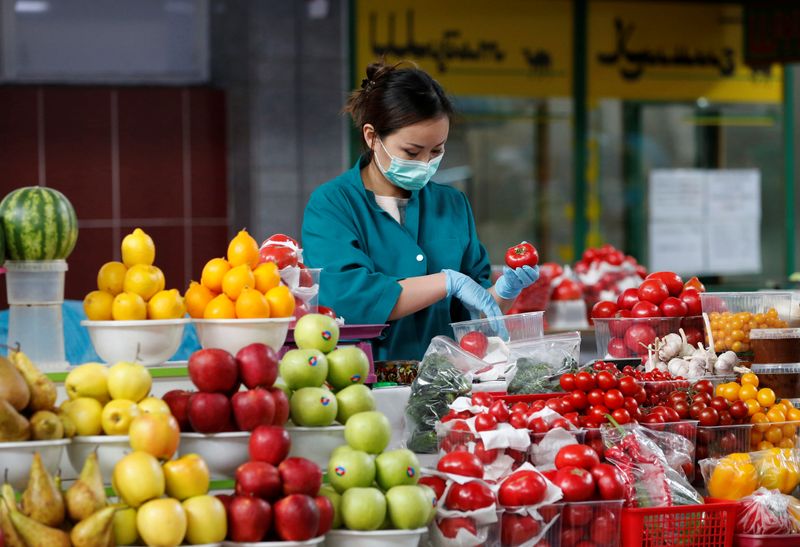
[572,0,588,258]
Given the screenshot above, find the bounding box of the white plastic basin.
[324,528,427,547]
[193,318,292,354]
[179,432,250,480]
[81,318,189,365]
[286,425,345,469]
[223,537,324,546]
[67,435,130,483]
[0,439,70,490]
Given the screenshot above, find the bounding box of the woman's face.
[365,116,449,165]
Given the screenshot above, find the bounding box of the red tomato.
[619,376,639,396]
[570,390,589,410]
[684,326,704,347]
[587,405,610,421]
[591,300,618,319]
[297,264,314,287]
[553,279,583,301]
[718,409,733,426]
[596,371,618,390]
[501,513,542,546]
[539,262,563,280]
[471,392,494,408]
[510,402,528,414]
[709,397,729,413]
[604,389,624,410]
[679,288,703,316]
[563,504,593,527]
[552,467,595,502]
[474,413,498,432]
[638,279,670,305]
[438,517,477,539]
[437,451,483,479]
[684,276,706,292]
[575,372,596,391]
[607,338,628,358]
[630,300,660,319]
[730,400,748,419]
[474,440,500,464]
[698,407,720,426]
[624,323,657,354]
[590,464,626,500]
[694,379,714,396]
[489,401,510,423]
[560,373,577,391]
[611,408,631,424]
[561,528,586,545]
[509,412,527,429]
[498,470,548,506]
[505,242,539,269]
[554,445,600,471]
[445,480,495,511]
[259,245,298,269]
[460,332,489,359]
[590,509,619,543]
[617,288,640,310]
[317,305,336,319]
[263,233,299,248]
[587,389,605,407]
[672,400,690,419]
[660,297,688,317]
[689,401,707,419]
[418,476,446,501]
[634,387,648,404]
[646,271,684,297]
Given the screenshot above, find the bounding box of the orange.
[741,373,759,387]
[222,264,255,300]
[265,285,295,318]
[201,258,231,293]
[739,384,758,402]
[184,281,217,319]
[757,388,777,408]
[253,262,281,294]
[203,294,236,319]
[227,229,260,269]
[235,287,270,319]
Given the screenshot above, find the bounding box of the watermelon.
[0,186,78,260]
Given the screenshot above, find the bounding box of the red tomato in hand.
[591,300,618,319]
[460,332,489,359]
[660,297,688,317]
[590,464,626,500]
[555,445,600,471]
[505,242,539,269]
[498,470,548,506]
[438,517,477,539]
[646,271,684,297]
[552,467,595,502]
[259,245,298,269]
[638,279,670,305]
[445,480,496,511]
[437,451,483,479]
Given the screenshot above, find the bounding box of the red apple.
[162,389,193,432]
[249,425,291,465]
[216,493,233,515]
[237,343,279,389]
[268,388,290,425]
[228,495,272,542]
[273,494,319,542]
[235,461,282,501]
[232,388,276,431]
[188,393,232,433]
[314,495,334,536]
[278,457,322,497]
[188,348,239,393]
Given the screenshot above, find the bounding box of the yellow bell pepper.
[708,453,758,500]
[756,448,800,494]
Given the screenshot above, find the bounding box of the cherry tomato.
[718,410,733,426]
[679,288,703,316]
[634,387,648,404]
[638,279,670,305]
[673,400,690,419]
[729,400,748,419]
[570,390,588,410]
[604,389,624,410]
[611,408,631,425]
[575,372,596,391]
[698,407,720,427]
[596,371,618,390]
[591,300,618,319]
[560,373,577,392]
[660,296,688,317]
[710,397,729,413]
[694,392,712,405]
[646,271,684,297]
[689,401,707,419]
[619,376,639,396]
[617,288,640,310]
[587,389,605,407]
[587,405,610,421]
[630,300,660,319]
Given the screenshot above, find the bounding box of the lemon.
[124,265,163,301]
[184,281,217,319]
[83,290,114,320]
[147,289,186,320]
[201,258,231,293]
[204,294,236,319]
[222,264,255,300]
[235,287,270,318]
[253,262,281,294]
[97,261,128,295]
[121,228,156,267]
[112,292,147,320]
[227,229,260,269]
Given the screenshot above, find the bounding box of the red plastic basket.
[621,501,739,547]
[488,392,564,404]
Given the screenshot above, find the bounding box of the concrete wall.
[210,0,350,241]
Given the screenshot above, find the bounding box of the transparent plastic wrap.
[736,487,800,535]
[701,448,800,500]
[404,336,483,454]
[505,332,581,394]
[600,422,703,508]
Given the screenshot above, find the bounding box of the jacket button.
[416,254,424,262]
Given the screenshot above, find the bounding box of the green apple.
[279,349,328,390]
[294,314,340,353]
[341,487,386,531]
[290,387,338,426]
[319,485,343,529]
[182,495,227,544]
[375,449,420,490]
[326,347,370,390]
[335,384,376,424]
[344,411,391,454]
[328,447,376,494]
[418,485,437,524]
[386,486,431,530]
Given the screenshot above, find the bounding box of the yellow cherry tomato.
[721,383,741,403]
[787,408,800,421]
[758,440,775,450]
[741,373,759,387]
[765,426,784,444]
[757,388,777,408]
[779,438,796,449]
[739,384,758,402]
[752,412,770,432]
[745,399,763,416]
[767,407,787,423]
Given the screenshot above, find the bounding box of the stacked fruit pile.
[0,349,65,442]
[83,228,185,321]
[707,309,788,353]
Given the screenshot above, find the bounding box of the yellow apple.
[65,363,110,404]
[136,498,187,547]
[61,397,103,436]
[108,361,152,402]
[101,399,140,435]
[113,506,139,546]
[138,397,171,415]
[129,413,180,460]
[163,453,210,500]
[182,495,227,544]
[112,451,165,508]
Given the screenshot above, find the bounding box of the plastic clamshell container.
[498,504,563,546]
[749,362,800,399]
[701,291,794,320]
[593,316,703,359]
[286,425,345,469]
[639,377,735,406]
[324,528,427,547]
[82,318,189,366]
[450,311,544,344]
[179,432,250,480]
[621,500,739,547]
[697,420,800,461]
[67,435,129,483]
[5,259,68,304]
[224,537,324,547]
[0,438,69,490]
[193,318,292,354]
[750,328,800,364]
[735,533,800,547]
[551,500,624,547]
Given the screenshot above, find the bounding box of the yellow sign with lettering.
[354,0,573,97]
[589,2,782,103]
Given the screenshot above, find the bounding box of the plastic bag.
[700,448,800,500]
[736,488,800,535]
[506,332,581,394]
[403,337,482,454]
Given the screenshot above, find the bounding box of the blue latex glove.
[443,269,503,320]
[494,265,540,300]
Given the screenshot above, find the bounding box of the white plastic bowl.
[324,528,427,547]
[193,318,292,354]
[0,439,70,490]
[81,318,189,365]
[180,432,250,480]
[224,537,324,546]
[286,425,345,469]
[67,435,130,483]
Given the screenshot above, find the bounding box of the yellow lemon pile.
[186,229,295,319]
[83,228,186,321]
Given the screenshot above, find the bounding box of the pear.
[21,452,64,527]
[0,355,29,411]
[56,409,77,438]
[30,411,64,440]
[10,350,56,412]
[70,506,115,547]
[66,452,106,522]
[0,399,30,442]
[0,483,24,547]
[4,498,70,547]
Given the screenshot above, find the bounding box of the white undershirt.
[374,195,410,225]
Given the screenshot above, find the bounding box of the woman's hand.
[444,269,503,319]
[494,265,540,300]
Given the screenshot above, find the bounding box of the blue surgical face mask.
[376,139,443,191]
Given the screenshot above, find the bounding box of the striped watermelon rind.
[0,186,78,261]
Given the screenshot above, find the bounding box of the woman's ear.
[362,124,376,150]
